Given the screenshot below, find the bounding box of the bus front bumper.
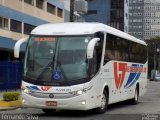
[22,92,93,110]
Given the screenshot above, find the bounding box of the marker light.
[22,99,25,103]
[81,101,86,105]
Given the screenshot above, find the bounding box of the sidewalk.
[0,90,21,111]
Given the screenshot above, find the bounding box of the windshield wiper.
[35,61,53,82]
[35,60,69,84]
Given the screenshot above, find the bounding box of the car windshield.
[24,35,92,85]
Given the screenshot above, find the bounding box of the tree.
[147,36,160,79]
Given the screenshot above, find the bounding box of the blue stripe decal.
[26,86,40,91]
[124,64,138,88]
[124,64,143,89]
[126,65,143,88]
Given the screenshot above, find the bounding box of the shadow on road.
[38,110,97,118]
[107,100,135,112]
[36,100,138,118]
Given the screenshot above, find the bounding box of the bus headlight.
[23,88,30,94]
[22,87,32,94]
[70,85,92,96]
[77,90,83,95]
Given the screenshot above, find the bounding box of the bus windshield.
[24,35,92,86]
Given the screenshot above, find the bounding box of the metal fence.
[0,61,23,91]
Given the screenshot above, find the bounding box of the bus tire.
[42,109,56,114]
[95,90,108,114]
[130,86,139,105]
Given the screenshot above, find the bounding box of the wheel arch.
[102,84,109,101]
[136,82,140,95]
[104,85,109,96]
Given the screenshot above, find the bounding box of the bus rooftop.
[31,22,146,46]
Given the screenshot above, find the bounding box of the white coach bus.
[14,23,147,114]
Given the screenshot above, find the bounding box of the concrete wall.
[0,0,65,42]
[1,0,64,23]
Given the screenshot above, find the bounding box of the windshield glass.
[24,36,92,85]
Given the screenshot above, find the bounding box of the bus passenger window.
[104,34,130,65]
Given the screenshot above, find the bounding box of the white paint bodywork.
[87,38,100,59]
[21,22,148,111]
[14,37,28,58]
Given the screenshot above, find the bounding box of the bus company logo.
[114,62,146,89]
[41,86,52,91]
[114,62,127,89]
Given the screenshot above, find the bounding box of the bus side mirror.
[14,37,28,58]
[87,38,100,59]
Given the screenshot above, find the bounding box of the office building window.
[36,0,44,9]
[24,23,35,35]
[0,17,9,30]
[10,19,21,33]
[3,18,8,29]
[87,10,97,14]
[24,0,34,6]
[57,8,63,18]
[47,3,56,15]
[0,18,2,28]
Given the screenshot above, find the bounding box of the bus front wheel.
[95,90,108,114]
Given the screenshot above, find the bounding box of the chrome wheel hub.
[100,94,106,109]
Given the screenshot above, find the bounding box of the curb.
[0,99,22,107]
[0,106,20,111]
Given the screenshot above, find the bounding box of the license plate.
[46,101,57,106]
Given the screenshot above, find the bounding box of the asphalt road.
[0,81,160,120]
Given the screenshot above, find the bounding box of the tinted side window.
[104,33,147,64]
[104,34,129,64]
[129,41,147,63]
[104,34,117,63]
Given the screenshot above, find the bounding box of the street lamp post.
[157,48,160,73]
[153,44,156,78]
[154,49,156,71]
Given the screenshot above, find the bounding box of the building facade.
[0,0,65,60]
[85,0,111,25]
[59,0,70,22]
[84,0,129,32]
[128,0,144,40]
[124,0,129,33]
[84,0,147,40]
[143,0,160,40]
[109,0,125,31]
